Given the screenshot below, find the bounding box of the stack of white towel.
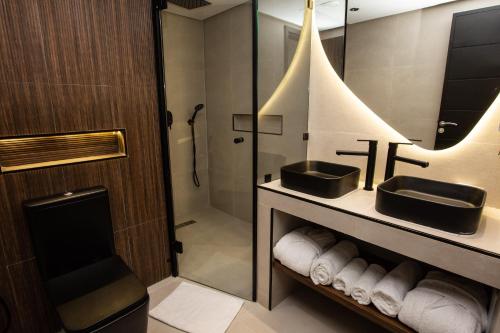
[398,271,488,333]
[273,229,488,333]
[274,229,421,311]
[273,226,336,276]
[309,239,388,304]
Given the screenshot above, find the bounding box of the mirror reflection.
[315,0,347,78]
[257,0,311,183]
[322,0,500,150]
[258,0,306,107]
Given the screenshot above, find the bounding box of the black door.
[435,5,500,150]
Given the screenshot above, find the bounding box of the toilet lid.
[47,255,148,332]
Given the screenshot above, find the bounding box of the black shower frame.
[151,0,259,301]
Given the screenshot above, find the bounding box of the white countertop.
[259,179,500,258]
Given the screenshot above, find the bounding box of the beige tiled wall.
[204,3,253,222]
[163,12,210,223]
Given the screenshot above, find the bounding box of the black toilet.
[24,187,149,333]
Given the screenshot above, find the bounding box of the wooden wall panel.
[0,0,47,83]
[38,0,116,85]
[128,218,170,286]
[117,85,167,225]
[0,0,171,331]
[51,84,121,132]
[0,83,55,136]
[7,260,58,333]
[0,265,20,333]
[0,168,68,264]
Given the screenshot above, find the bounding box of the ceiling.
[165,0,249,20]
[165,0,458,30]
[258,0,308,26]
[346,0,456,25]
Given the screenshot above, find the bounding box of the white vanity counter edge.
[258,179,500,289]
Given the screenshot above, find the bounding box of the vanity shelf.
[273,260,415,333]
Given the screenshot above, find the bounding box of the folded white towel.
[371,260,423,317]
[351,264,387,305]
[310,240,358,285]
[398,271,488,333]
[273,227,336,276]
[333,258,368,296]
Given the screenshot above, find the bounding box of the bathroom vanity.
[257,180,500,332]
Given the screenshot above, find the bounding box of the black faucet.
[384,142,429,181]
[336,139,378,191]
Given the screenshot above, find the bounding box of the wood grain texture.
[128,218,170,286]
[0,0,47,83]
[7,260,59,333]
[114,229,132,266]
[0,265,20,333]
[117,85,167,225]
[50,84,120,132]
[39,0,155,85]
[0,0,171,331]
[0,83,55,137]
[0,168,67,263]
[39,0,117,85]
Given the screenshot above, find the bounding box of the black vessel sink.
[376,176,486,234]
[281,161,360,198]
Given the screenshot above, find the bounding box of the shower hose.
[189,120,200,187]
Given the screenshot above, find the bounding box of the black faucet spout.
[336,140,378,191]
[394,156,430,168]
[336,150,369,157]
[384,142,429,180]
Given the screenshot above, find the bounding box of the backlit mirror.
[315,0,347,78]
[258,0,308,108]
[322,0,500,150]
[257,0,311,183]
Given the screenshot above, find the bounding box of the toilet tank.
[24,187,115,281]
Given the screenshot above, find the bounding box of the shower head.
[189,104,205,124]
[194,104,204,112]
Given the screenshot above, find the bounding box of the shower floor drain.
[175,220,197,230]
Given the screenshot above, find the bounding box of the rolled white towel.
[273,227,336,276]
[371,260,423,317]
[305,227,337,250]
[399,271,488,333]
[351,264,387,305]
[333,258,368,296]
[310,240,358,285]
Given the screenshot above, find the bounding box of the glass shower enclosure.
[161,1,254,300]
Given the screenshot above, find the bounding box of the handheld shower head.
[189,104,205,123]
[188,103,205,187]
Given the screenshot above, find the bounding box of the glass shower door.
[162,2,254,300]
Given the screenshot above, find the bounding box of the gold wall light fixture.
[0,130,127,173]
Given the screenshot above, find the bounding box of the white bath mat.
[149,281,244,333]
